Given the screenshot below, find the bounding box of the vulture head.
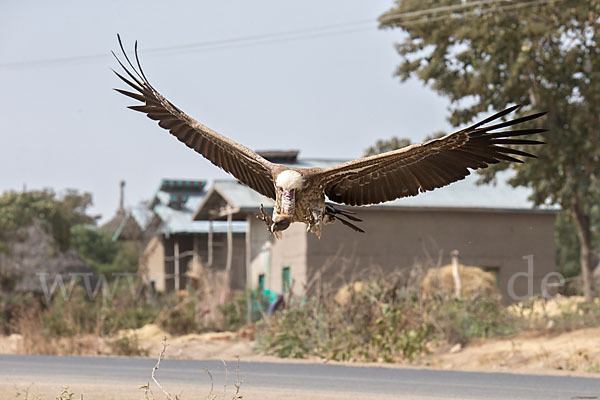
[271,215,292,234]
[271,169,305,236]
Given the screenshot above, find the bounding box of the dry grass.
[421,264,500,300]
[2,279,250,358]
[143,337,244,400]
[11,337,245,400]
[425,326,600,374]
[255,257,515,362]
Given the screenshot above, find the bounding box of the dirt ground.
[1,381,407,400]
[423,327,600,375]
[1,323,599,377]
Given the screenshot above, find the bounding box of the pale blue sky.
[0,0,451,222]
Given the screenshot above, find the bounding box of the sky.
[0,0,452,223]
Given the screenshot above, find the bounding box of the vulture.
[112,36,546,238]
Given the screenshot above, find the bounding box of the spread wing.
[318,105,546,206]
[112,35,276,199]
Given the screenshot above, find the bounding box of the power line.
[0,19,376,71]
[396,0,564,27]
[0,0,563,71]
[144,19,374,54]
[383,0,563,26]
[379,0,514,23]
[143,26,375,57]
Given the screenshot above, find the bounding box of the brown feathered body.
[267,167,327,237]
[112,36,547,239]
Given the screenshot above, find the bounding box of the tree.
[0,189,94,253]
[554,212,600,288]
[380,0,600,300]
[363,131,445,157]
[71,225,138,276]
[364,137,412,157]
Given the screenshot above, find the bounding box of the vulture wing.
[112,36,276,199]
[318,106,546,206]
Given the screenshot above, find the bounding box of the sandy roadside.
[1,324,599,378]
[2,380,408,400]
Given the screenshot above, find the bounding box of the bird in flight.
[112,36,546,238]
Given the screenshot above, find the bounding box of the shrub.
[108,336,149,357]
[218,291,249,332]
[256,279,432,362]
[162,296,198,335]
[256,275,514,363]
[255,304,319,358]
[426,295,516,345]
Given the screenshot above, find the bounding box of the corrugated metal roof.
[153,203,246,235]
[150,180,247,235]
[211,180,275,210]
[283,158,346,169]
[130,205,154,230]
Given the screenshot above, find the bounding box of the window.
[482,266,501,286]
[258,274,265,293]
[282,266,291,293]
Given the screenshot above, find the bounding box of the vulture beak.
[271,215,292,237]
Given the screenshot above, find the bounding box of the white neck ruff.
[276,170,304,190]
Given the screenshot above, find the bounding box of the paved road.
[1,354,599,399]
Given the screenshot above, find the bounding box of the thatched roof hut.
[0,221,93,294]
[100,180,145,242]
[100,209,143,241]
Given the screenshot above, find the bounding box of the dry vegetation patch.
[2,263,600,376]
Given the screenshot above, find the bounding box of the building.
[192,151,558,302]
[0,221,94,295]
[101,181,145,242]
[141,179,247,293]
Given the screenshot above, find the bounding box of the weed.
[256,270,515,362]
[109,335,148,357]
[56,387,77,400]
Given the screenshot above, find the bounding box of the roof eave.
[192,185,243,221]
[361,204,561,214]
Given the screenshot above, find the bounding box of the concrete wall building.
[192,152,558,303]
[141,179,247,293]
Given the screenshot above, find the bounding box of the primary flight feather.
[112,36,546,238]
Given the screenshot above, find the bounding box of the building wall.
[144,232,246,293]
[247,217,274,292]
[247,217,307,296]
[270,222,307,295]
[143,236,166,292]
[194,232,247,290]
[305,208,557,302]
[163,235,194,292]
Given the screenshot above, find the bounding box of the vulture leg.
[306,207,324,239]
[257,204,282,239]
[257,204,273,229]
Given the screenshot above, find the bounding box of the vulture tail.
[325,203,365,233]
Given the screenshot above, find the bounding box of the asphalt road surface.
[1,354,599,400]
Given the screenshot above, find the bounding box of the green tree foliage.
[363,131,446,156]
[555,210,600,284]
[0,189,94,253]
[364,137,412,157]
[70,225,138,276]
[380,0,600,300]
